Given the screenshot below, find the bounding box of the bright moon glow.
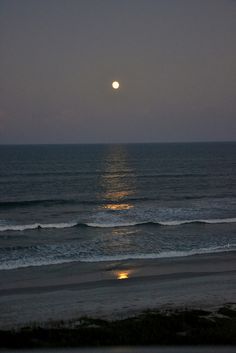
[112,81,120,89]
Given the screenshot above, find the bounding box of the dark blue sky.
[0,0,235,143]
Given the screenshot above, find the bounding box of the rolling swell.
[0,197,152,208]
[0,217,236,232]
[0,199,97,208]
[1,194,235,209]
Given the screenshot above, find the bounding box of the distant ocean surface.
[0,143,236,270]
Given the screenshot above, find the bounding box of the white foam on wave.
[158,217,236,226]
[82,243,236,262]
[85,217,236,228]
[84,221,146,228]
[1,243,236,270]
[0,221,78,232]
[0,217,236,232]
[0,257,75,271]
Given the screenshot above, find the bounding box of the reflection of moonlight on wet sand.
[117,271,129,280]
[112,81,120,89]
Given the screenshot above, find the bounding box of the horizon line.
[0,140,235,146]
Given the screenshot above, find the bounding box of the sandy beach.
[0,251,235,330]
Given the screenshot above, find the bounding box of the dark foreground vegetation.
[0,305,236,348]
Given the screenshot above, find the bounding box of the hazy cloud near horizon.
[0,0,235,144]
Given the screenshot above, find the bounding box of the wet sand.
[0,251,235,329]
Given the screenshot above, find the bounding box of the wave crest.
[0,217,236,232]
[0,221,78,232]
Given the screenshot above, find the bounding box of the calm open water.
[0,143,235,270]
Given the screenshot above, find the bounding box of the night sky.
[0,0,236,144]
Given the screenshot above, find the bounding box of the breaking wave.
[1,243,236,270]
[0,221,78,232]
[0,217,236,232]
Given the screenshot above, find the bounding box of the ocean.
[0,142,235,270]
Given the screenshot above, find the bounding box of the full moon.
[112,81,120,89]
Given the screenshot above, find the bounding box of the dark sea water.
[0,143,235,270]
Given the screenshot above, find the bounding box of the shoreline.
[1,245,235,271]
[0,251,235,330]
